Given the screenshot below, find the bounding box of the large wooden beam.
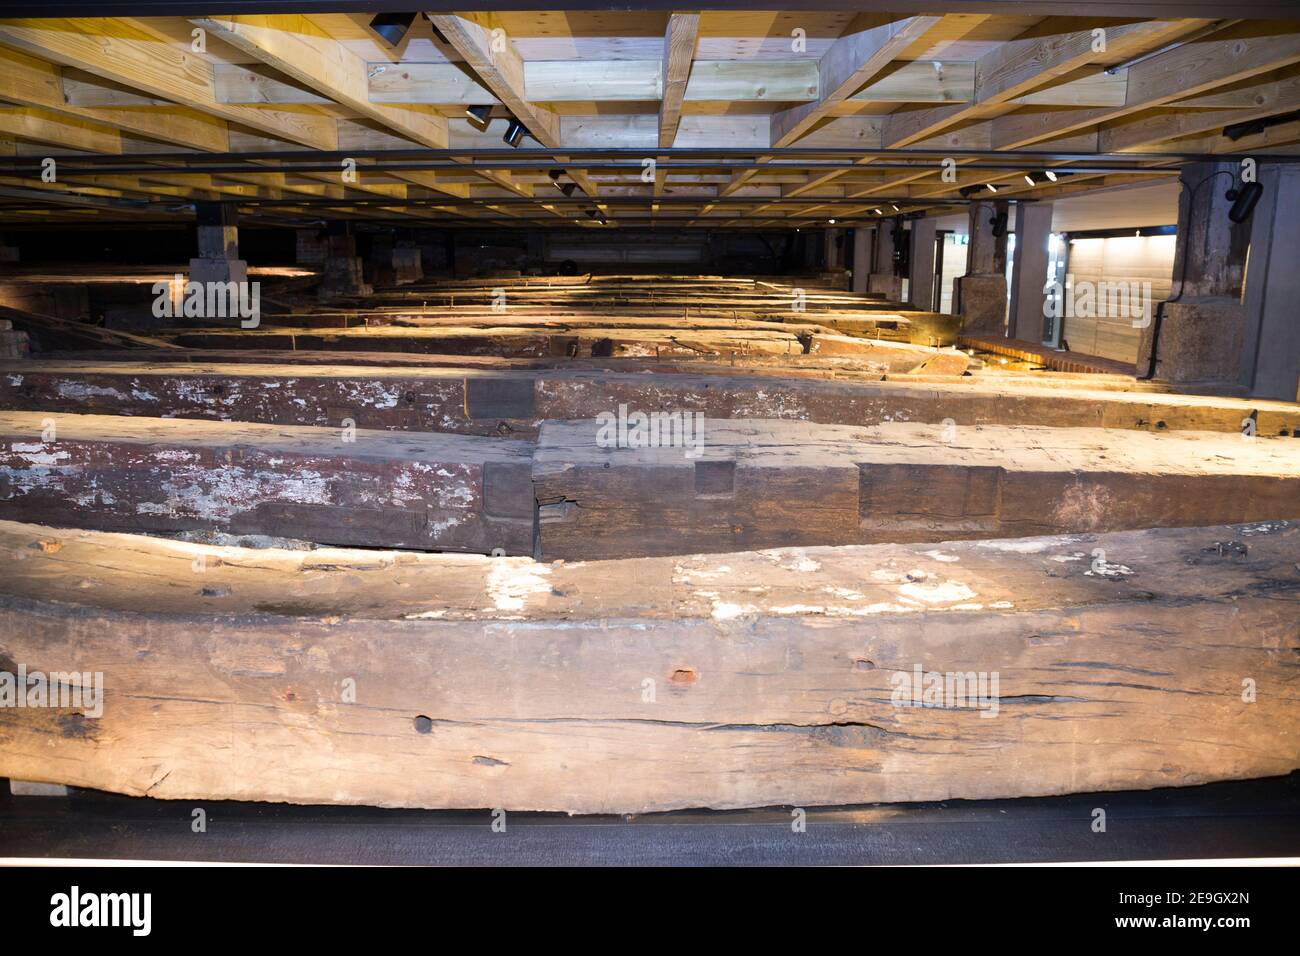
[0,411,534,554]
[192,16,448,149]
[773,16,941,148]
[0,46,230,152]
[6,360,1297,439]
[884,19,1212,148]
[990,21,1300,151]
[533,418,1300,560]
[0,518,1296,813]
[0,18,339,150]
[659,12,700,148]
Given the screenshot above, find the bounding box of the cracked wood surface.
[4,361,1296,440]
[0,410,533,554]
[0,518,1295,812]
[534,418,1300,559]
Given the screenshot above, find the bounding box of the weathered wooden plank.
[533,418,1300,559]
[163,325,899,360]
[10,361,1294,439]
[0,518,1295,813]
[0,411,533,553]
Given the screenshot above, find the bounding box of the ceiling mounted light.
[1024,174,1036,186]
[872,208,882,216]
[827,218,836,224]
[985,183,998,193]
[890,204,900,212]
[1045,170,1058,182]
[558,182,577,197]
[369,12,417,48]
[547,169,564,181]
[958,185,982,199]
[502,119,526,147]
[465,105,493,129]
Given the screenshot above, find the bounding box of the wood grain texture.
[6,360,1294,439]
[0,411,533,554]
[659,12,701,148]
[533,418,1300,559]
[0,518,1295,813]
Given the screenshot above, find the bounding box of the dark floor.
[2,773,1296,866]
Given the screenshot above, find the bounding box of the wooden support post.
[1007,202,1053,342]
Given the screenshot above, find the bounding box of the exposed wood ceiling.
[0,10,1297,227]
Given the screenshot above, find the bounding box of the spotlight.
[584,208,598,219]
[872,208,882,216]
[827,218,836,224]
[369,12,417,48]
[1225,181,1264,223]
[547,169,564,181]
[502,119,526,147]
[1045,170,1058,182]
[958,185,982,199]
[465,105,493,129]
[557,182,577,197]
[985,183,998,193]
[1024,174,1036,186]
[1223,110,1300,142]
[890,204,900,212]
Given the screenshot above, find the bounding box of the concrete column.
[868,219,903,301]
[1137,161,1252,390]
[823,228,840,269]
[295,228,327,264]
[392,244,423,285]
[801,230,818,270]
[317,221,372,298]
[954,199,1009,336]
[189,202,247,285]
[851,227,872,293]
[908,218,938,312]
[1007,202,1053,342]
[1239,163,1300,400]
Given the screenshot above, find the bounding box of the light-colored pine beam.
[659,13,700,149]
[884,19,1213,149]
[773,15,942,148]
[0,18,339,150]
[0,46,230,153]
[987,21,1300,150]
[191,16,448,149]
